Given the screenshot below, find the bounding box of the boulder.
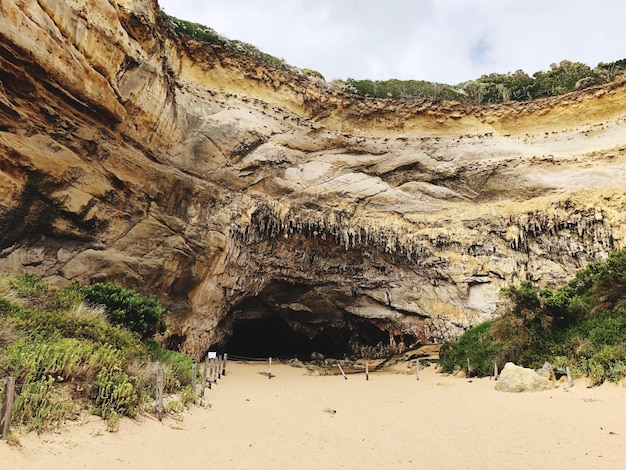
[310,352,325,361]
[536,361,554,379]
[495,362,554,392]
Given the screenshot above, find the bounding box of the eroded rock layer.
[1,0,625,357]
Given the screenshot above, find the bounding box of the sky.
[158,0,626,85]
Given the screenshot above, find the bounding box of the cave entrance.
[223,314,393,360]
[220,281,399,360]
[224,314,351,359]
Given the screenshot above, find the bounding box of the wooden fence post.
[191,362,197,404]
[494,362,499,380]
[223,353,228,376]
[268,357,272,379]
[1,376,16,440]
[207,358,212,385]
[566,366,573,388]
[202,354,209,395]
[155,367,164,421]
[366,361,369,381]
[416,359,420,381]
[467,359,471,378]
[336,363,348,380]
[217,355,222,380]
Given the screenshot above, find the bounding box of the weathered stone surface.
[496,363,555,393]
[1,0,626,357]
[536,362,554,379]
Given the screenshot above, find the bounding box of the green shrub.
[95,367,140,418]
[80,283,166,341]
[145,339,194,389]
[443,248,626,381]
[0,274,198,433]
[303,68,325,80]
[340,78,464,100]
[4,298,144,359]
[440,321,501,376]
[10,376,75,432]
[1,336,141,429]
[578,345,626,385]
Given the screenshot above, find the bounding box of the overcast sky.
[158,0,626,85]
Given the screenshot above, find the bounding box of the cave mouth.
[220,281,418,361]
[224,315,344,359]
[222,312,402,361]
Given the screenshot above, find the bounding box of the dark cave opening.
[225,315,304,358]
[220,281,416,360]
[224,314,348,359]
[223,313,395,361]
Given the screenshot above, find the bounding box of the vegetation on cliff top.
[159,11,292,72]
[0,275,194,434]
[342,60,626,103]
[441,248,626,385]
[159,10,626,104]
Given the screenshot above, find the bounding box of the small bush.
[80,283,166,341]
[10,376,76,432]
[145,339,193,389]
[95,367,140,418]
[302,68,325,80]
[440,321,501,376]
[5,301,144,359]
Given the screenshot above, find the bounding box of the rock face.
[1,0,626,358]
[496,363,555,393]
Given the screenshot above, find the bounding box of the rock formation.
[1,0,625,358]
[495,363,555,393]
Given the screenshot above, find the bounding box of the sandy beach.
[2,361,626,469]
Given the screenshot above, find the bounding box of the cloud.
[158,0,626,84]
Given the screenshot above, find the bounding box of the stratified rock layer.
[1,0,625,357]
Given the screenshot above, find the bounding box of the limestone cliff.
[1,0,625,358]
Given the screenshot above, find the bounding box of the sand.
[1,361,626,469]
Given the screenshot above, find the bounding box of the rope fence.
[0,351,441,439]
[0,352,231,439]
[225,354,426,379]
[225,354,271,362]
